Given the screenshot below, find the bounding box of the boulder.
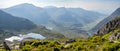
[65,39,76,44]
[3,41,11,51]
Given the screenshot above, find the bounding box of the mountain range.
[3,3,105,28]
[1,3,120,51]
[0,10,65,41]
[3,3,106,38]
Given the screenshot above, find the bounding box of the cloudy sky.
[0,0,120,14]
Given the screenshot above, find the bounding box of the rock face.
[91,8,120,33]
[96,16,120,42]
[65,39,76,44]
[3,41,11,51]
[108,31,120,41]
[97,17,120,36]
[95,7,120,41]
[3,3,106,38]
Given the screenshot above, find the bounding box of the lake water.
[5,33,46,42]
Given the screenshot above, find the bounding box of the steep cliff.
[97,17,120,36]
[96,16,120,42]
[91,8,120,33]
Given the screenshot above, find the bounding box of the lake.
[5,33,46,42]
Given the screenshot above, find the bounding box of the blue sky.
[0,0,120,14]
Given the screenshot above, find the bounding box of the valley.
[0,1,120,51]
[3,3,106,38]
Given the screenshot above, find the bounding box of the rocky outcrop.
[3,41,11,51]
[95,17,120,42]
[65,39,76,44]
[19,39,32,49]
[108,31,120,41]
[95,7,120,42]
[97,17,120,36]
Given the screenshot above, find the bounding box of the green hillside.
[0,10,36,31]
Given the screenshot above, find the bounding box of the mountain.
[0,10,37,40]
[0,10,65,40]
[44,6,105,28]
[0,10,36,31]
[3,3,51,24]
[3,3,105,28]
[3,3,106,38]
[94,7,120,41]
[1,16,120,51]
[97,17,120,35]
[91,7,120,34]
[96,16,120,42]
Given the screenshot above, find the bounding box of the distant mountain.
[44,7,105,28]
[91,7,120,34]
[0,10,36,31]
[3,3,106,38]
[0,10,37,40]
[0,10,65,40]
[3,3,51,24]
[4,3,105,27]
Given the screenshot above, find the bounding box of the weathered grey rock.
[19,41,25,49]
[65,39,76,44]
[96,16,120,41]
[19,39,32,49]
[3,41,11,51]
[109,32,120,41]
[97,17,120,36]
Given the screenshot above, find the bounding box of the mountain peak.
[17,3,34,7]
[109,7,120,17]
[7,3,39,9]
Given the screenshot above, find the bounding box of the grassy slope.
[1,30,120,51]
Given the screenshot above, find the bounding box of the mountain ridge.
[91,7,120,34]
[0,10,37,40]
[0,10,36,31]
[3,3,105,26]
[3,3,106,38]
